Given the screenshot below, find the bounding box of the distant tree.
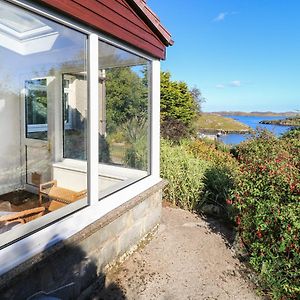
[160,71,198,140]
[190,86,206,113]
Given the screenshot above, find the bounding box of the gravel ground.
[90,206,261,300]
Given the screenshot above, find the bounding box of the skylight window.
[0,2,58,55]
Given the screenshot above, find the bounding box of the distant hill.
[196,113,251,134]
[211,111,298,117]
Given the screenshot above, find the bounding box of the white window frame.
[62,76,73,130]
[0,0,162,275]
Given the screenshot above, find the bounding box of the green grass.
[196,113,250,133]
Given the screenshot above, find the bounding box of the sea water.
[218,115,293,145]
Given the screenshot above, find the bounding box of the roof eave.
[127,0,174,47]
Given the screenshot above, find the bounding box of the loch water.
[218,115,293,145]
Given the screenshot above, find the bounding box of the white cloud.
[215,80,242,88]
[213,11,238,22]
[213,12,228,22]
[229,80,241,87]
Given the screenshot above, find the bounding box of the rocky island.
[259,115,300,127]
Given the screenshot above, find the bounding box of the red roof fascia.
[127,0,174,46]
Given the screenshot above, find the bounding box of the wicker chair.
[39,180,87,212]
[0,207,45,225]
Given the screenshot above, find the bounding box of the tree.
[160,71,198,140]
[190,86,206,113]
[105,66,148,133]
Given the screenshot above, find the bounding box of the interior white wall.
[75,78,88,121]
[0,90,22,194]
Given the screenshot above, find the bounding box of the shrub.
[281,128,300,169]
[160,117,191,142]
[201,166,236,217]
[187,140,239,217]
[123,117,148,170]
[187,139,238,169]
[160,138,239,218]
[230,129,300,299]
[160,139,209,211]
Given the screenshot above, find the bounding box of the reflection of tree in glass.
[25,79,47,125]
[105,66,148,133]
[123,116,148,170]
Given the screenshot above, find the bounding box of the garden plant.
[230,129,300,299]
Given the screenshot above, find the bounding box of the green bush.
[123,117,148,170]
[160,138,239,218]
[187,140,239,217]
[160,139,209,211]
[161,117,191,142]
[187,139,238,170]
[281,128,300,168]
[230,130,300,299]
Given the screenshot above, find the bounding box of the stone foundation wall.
[0,181,165,299]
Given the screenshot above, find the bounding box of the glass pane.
[98,41,150,198]
[63,74,87,160]
[26,145,51,186]
[0,1,88,243]
[25,79,47,140]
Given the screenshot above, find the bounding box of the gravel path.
[90,206,260,300]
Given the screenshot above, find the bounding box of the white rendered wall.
[0,91,22,194]
[75,78,88,121]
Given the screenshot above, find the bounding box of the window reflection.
[25,79,47,140]
[0,1,88,243]
[98,41,151,198]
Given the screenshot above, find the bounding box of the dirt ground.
[90,206,261,300]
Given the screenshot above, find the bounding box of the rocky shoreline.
[199,128,252,135]
[259,116,300,127]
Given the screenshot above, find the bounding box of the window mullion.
[151,60,161,178]
[88,34,99,205]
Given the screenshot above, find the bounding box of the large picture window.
[0,0,154,247]
[0,1,88,245]
[98,41,151,198]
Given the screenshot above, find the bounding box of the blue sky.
[148,0,300,112]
